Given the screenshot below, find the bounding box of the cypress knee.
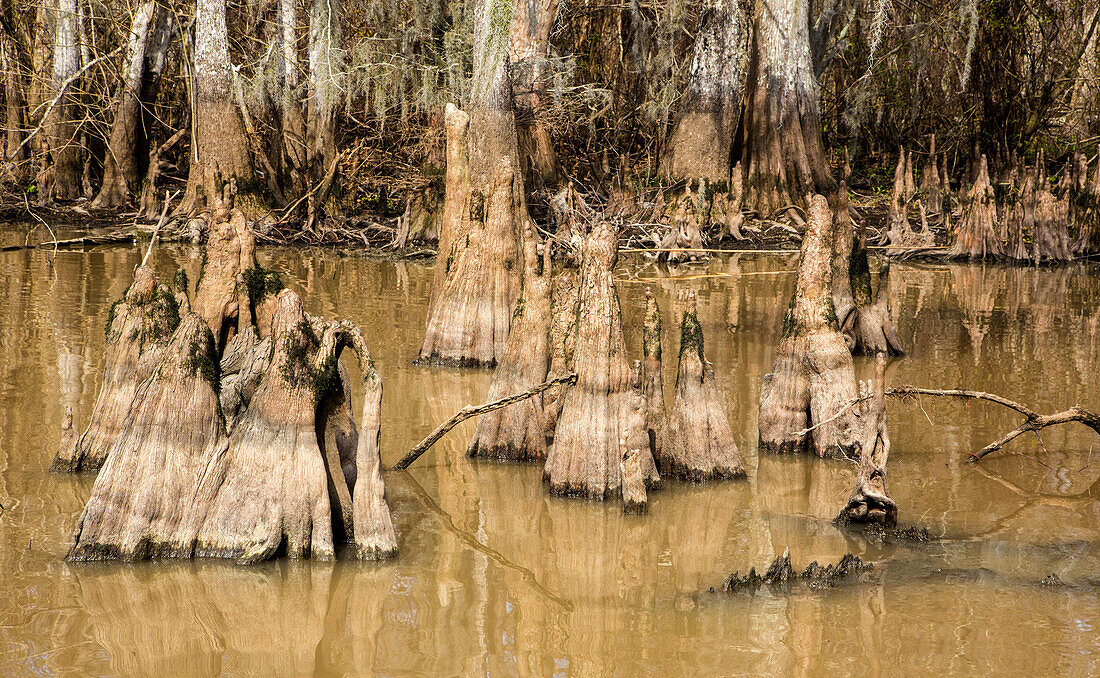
[53,266,180,472]
[758,195,860,458]
[664,291,745,480]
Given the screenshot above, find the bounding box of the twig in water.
[393,373,577,470]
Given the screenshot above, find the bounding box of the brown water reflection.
[0,241,1097,676]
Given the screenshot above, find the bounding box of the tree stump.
[193,289,389,562]
[468,228,552,461]
[664,291,745,480]
[836,353,897,526]
[52,266,180,472]
[949,155,1003,260]
[68,314,226,560]
[544,221,660,499]
[759,195,860,458]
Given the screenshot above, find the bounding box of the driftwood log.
[758,195,860,458]
[53,266,180,472]
[544,220,660,499]
[467,228,552,461]
[663,291,746,480]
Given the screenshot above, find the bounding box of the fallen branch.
[886,386,1100,461]
[392,372,577,470]
[0,231,134,252]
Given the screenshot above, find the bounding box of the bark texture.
[1072,149,1100,255]
[544,221,659,499]
[41,0,82,201]
[419,0,532,365]
[193,290,385,562]
[68,314,226,560]
[509,0,560,189]
[193,190,258,348]
[53,266,180,472]
[949,155,1003,260]
[836,353,897,526]
[739,0,834,214]
[661,0,749,185]
[181,0,261,216]
[885,148,934,248]
[664,292,745,480]
[758,195,860,458]
[468,230,552,460]
[90,2,155,208]
[1,32,26,184]
[543,264,578,443]
[641,287,668,469]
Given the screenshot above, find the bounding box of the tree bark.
[739,0,834,215]
[544,220,660,499]
[661,0,748,186]
[664,291,746,480]
[40,0,82,201]
[91,2,155,208]
[542,262,578,443]
[306,0,341,213]
[1,32,26,184]
[193,189,259,349]
[181,0,262,216]
[194,290,371,562]
[468,228,552,460]
[641,287,668,468]
[1071,147,1100,255]
[418,0,531,366]
[68,314,227,560]
[758,194,860,458]
[509,0,560,190]
[52,266,181,472]
[949,154,1003,259]
[836,353,897,526]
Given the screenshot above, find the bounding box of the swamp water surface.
[0,236,1098,676]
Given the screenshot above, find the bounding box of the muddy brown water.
[1,237,1098,676]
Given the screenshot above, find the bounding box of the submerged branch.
[392,373,577,470]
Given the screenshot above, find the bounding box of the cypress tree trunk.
[510,0,560,190]
[181,0,261,216]
[41,0,82,201]
[67,314,226,560]
[307,0,340,196]
[836,353,897,526]
[544,221,659,500]
[418,0,530,366]
[467,229,552,460]
[758,195,860,458]
[278,0,307,197]
[661,0,748,186]
[1,33,26,184]
[53,266,181,472]
[739,0,834,215]
[90,2,155,208]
